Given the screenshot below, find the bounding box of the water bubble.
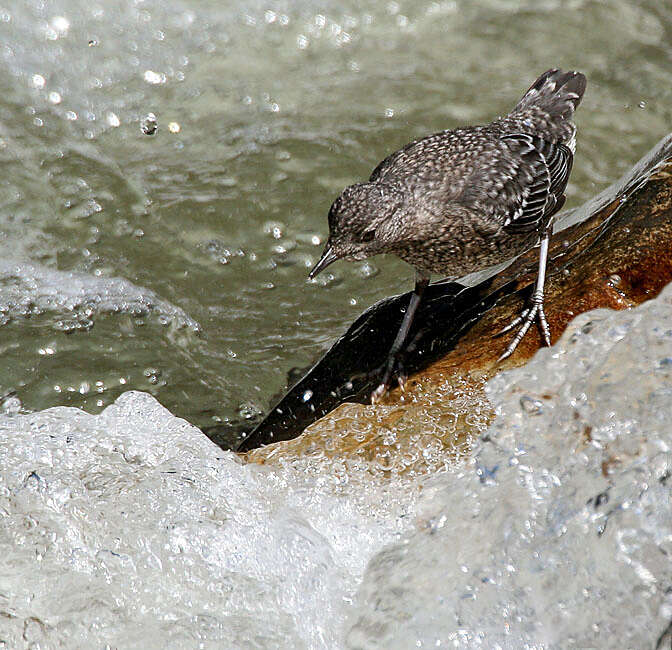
[143,70,166,85]
[143,368,161,384]
[520,395,543,415]
[238,402,260,420]
[359,262,379,278]
[264,222,285,239]
[107,112,120,127]
[168,121,180,133]
[48,91,62,104]
[51,16,70,36]
[141,113,158,135]
[1,394,21,415]
[31,74,45,89]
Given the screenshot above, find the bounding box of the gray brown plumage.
[310,68,587,400]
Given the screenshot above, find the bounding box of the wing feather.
[499,133,573,234]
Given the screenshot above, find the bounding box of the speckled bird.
[310,68,587,401]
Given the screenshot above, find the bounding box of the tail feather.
[503,68,587,150]
[514,68,586,118]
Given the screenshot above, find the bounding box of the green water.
[0,0,670,447]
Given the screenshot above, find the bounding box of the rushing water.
[1,2,672,647]
[0,0,670,446]
[2,282,671,648]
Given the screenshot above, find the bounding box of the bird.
[309,68,587,402]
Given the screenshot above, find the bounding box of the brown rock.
[243,134,672,472]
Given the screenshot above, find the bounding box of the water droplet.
[51,16,70,36]
[1,394,21,415]
[143,70,166,85]
[141,113,157,135]
[520,395,543,415]
[238,402,260,420]
[359,262,379,278]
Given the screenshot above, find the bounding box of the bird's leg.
[497,226,553,361]
[371,271,430,403]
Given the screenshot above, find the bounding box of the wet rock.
[240,133,672,465]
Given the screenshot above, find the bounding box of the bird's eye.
[360,229,376,243]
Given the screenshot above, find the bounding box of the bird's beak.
[309,244,338,279]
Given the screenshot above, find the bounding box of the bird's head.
[309,182,403,278]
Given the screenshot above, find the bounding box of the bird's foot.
[496,290,551,361]
[371,357,407,404]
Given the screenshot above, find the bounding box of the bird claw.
[497,297,551,362]
[370,359,406,403]
[494,308,530,337]
[371,382,388,404]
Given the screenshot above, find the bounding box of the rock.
[240,134,672,467]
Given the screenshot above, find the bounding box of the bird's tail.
[513,69,586,118]
[505,69,587,150]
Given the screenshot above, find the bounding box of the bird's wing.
[368,129,573,235]
[498,133,573,234]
